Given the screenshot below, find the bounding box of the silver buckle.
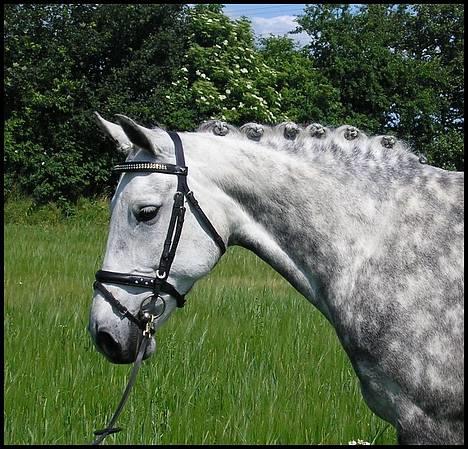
[142,313,156,338]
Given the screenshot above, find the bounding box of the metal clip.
[142,313,156,338]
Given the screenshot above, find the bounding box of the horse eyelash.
[135,206,160,222]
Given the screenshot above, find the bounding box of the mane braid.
[195,120,423,167]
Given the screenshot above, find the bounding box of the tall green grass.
[4,212,396,444]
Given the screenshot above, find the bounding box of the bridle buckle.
[156,269,166,279]
[142,313,156,338]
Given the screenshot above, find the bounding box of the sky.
[221,3,311,46]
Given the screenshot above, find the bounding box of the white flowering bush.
[164,4,286,126]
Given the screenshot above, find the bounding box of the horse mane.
[196,120,425,167]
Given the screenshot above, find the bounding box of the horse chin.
[126,333,157,363]
[142,337,156,361]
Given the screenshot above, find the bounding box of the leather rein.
[91,131,226,444]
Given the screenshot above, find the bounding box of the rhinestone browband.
[113,162,188,175]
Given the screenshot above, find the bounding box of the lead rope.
[91,318,155,445]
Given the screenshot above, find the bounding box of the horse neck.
[185,133,401,321]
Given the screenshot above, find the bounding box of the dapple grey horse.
[89,114,464,444]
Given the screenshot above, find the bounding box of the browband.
[113,162,188,176]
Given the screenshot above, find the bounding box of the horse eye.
[136,206,159,222]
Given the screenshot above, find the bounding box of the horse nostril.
[96,330,122,360]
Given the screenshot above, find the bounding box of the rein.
[90,131,226,445]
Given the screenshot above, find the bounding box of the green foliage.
[258,36,344,125]
[4,196,63,225]
[165,5,284,125]
[295,4,464,168]
[4,4,190,205]
[429,129,464,171]
[3,4,464,208]
[4,195,110,225]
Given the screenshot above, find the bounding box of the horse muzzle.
[91,323,156,364]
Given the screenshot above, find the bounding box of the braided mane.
[196,120,425,167]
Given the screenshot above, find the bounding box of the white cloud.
[251,15,311,47]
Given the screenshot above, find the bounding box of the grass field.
[4,215,396,444]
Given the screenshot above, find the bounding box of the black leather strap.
[168,131,186,166]
[167,131,226,254]
[94,280,144,328]
[185,191,226,254]
[96,270,158,288]
[155,192,186,281]
[95,270,186,308]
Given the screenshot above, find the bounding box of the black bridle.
[91,131,226,444]
[94,131,226,330]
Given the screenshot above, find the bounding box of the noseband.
[94,131,226,331]
[91,131,226,445]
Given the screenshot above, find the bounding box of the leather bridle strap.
[94,271,185,309]
[93,280,143,328]
[113,161,187,175]
[168,131,227,254]
[184,191,226,253]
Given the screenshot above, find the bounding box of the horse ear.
[94,112,133,154]
[114,114,159,156]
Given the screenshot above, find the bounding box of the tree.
[163,6,345,128]
[258,35,343,125]
[163,4,285,127]
[4,3,463,209]
[4,4,190,205]
[295,4,464,170]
